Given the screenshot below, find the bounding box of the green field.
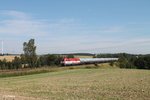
[0,68,150,100]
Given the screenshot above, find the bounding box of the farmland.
[74,55,93,58]
[0,55,92,62]
[0,68,149,100]
[0,56,18,62]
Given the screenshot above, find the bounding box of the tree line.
[0,39,64,70]
[96,53,150,69]
[0,39,150,70]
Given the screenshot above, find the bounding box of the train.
[61,57,118,66]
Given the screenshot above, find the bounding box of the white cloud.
[99,26,124,33]
[1,10,30,19]
[0,10,50,36]
[36,37,150,54]
[0,10,81,38]
[0,10,125,37]
[0,10,150,54]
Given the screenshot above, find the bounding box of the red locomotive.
[61,57,80,65]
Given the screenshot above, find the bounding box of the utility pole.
[1,40,3,55]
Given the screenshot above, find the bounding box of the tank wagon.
[61,57,118,66]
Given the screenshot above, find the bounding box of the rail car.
[61,57,118,66]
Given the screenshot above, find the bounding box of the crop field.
[0,56,18,62]
[0,68,150,100]
[0,55,92,62]
[74,55,93,58]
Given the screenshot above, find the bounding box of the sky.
[0,0,150,54]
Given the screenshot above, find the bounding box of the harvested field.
[0,56,19,62]
[0,68,149,100]
[74,55,93,58]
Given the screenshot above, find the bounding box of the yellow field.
[74,55,93,58]
[0,56,18,62]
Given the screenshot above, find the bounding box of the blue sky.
[0,0,150,54]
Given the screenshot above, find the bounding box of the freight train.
[61,57,118,66]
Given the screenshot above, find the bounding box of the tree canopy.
[23,39,37,67]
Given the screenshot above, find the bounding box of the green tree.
[12,56,22,69]
[118,56,127,68]
[134,56,150,69]
[67,54,74,58]
[23,39,37,68]
[1,59,7,70]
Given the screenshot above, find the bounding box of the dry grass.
[74,55,93,58]
[0,56,19,62]
[0,68,149,100]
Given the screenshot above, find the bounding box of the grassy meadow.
[0,68,149,100]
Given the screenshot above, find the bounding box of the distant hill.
[0,53,20,56]
[61,53,94,56]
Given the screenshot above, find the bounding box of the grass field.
[0,68,150,100]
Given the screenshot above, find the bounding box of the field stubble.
[0,68,149,100]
